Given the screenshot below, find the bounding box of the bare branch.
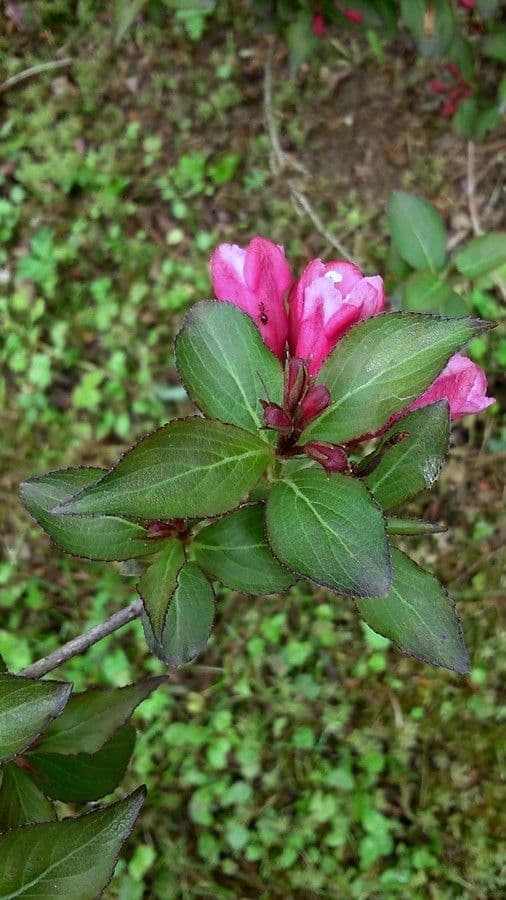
[0,58,73,95]
[20,599,143,679]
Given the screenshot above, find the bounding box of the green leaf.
[20,468,169,561]
[455,232,506,280]
[193,504,296,594]
[388,191,447,271]
[356,549,469,672]
[28,725,136,803]
[0,764,56,831]
[0,675,71,765]
[386,517,447,535]
[53,418,273,520]
[138,541,185,642]
[366,402,450,509]
[401,0,454,58]
[301,314,483,444]
[403,271,467,316]
[143,563,215,666]
[482,29,506,63]
[36,677,167,755]
[175,301,284,438]
[266,466,391,597]
[0,786,145,899]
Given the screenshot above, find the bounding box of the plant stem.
[20,599,143,679]
[0,58,73,94]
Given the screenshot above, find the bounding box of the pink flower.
[288,259,385,375]
[312,12,325,37]
[407,354,495,419]
[210,237,292,358]
[343,7,364,24]
[458,0,475,9]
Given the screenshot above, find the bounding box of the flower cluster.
[430,61,472,119]
[211,236,494,454]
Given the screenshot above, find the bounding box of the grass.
[1,3,505,897]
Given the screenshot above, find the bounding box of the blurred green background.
[1,3,504,897]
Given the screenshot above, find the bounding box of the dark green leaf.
[20,468,169,561]
[482,30,506,62]
[366,402,450,509]
[143,563,215,666]
[452,97,479,139]
[29,725,136,803]
[403,271,466,316]
[0,764,55,831]
[386,517,447,535]
[455,232,506,280]
[388,191,447,271]
[138,540,186,642]
[0,675,71,765]
[356,549,469,672]
[175,301,284,439]
[193,504,296,594]
[266,466,391,597]
[36,677,167,755]
[301,314,483,444]
[0,786,145,898]
[53,418,273,520]
[401,0,454,58]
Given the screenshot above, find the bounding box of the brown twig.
[0,58,73,95]
[20,599,143,678]
[263,43,352,260]
[466,141,482,237]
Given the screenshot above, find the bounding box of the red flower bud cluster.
[262,358,331,442]
[430,61,472,119]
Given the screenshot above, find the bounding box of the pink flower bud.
[343,7,364,24]
[458,0,475,8]
[288,259,385,375]
[312,12,325,37]
[444,61,460,79]
[407,354,495,420]
[300,384,331,424]
[262,402,292,435]
[430,79,447,94]
[304,441,349,473]
[284,357,309,414]
[210,236,292,359]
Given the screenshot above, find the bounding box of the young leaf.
[36,677,167,755]
[366,401,450,509]
[143,563,215,666]
[266,466,391,598]
[28,724,136,803]
[138,540,185,643]
[386,518,447,536]
[193,504,296,594]
[403,271,466,316]
[301,315,484,444]
[356,548,469,673]
[53,419,273,520]
[0,763,56,831]
[454,232,506,280]
[175,301,284,438]
[20,468,169,561]
[387,191,447,271]
[0,674,71,765]
[0,786,145,898]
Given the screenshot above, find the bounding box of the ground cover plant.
[1,2,505,897]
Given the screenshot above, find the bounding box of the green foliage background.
[1,3,504,897]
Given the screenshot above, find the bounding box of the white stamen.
[324,271,343,284]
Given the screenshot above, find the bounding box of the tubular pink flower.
[210,237,292,358]
[407,354,495,420]
[312,12,325,37]
[288,259,385,374]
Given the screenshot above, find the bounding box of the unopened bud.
[300,385,331,424]
[284,357,308,414]
[262,402,292,435]
[304,441,349,473]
